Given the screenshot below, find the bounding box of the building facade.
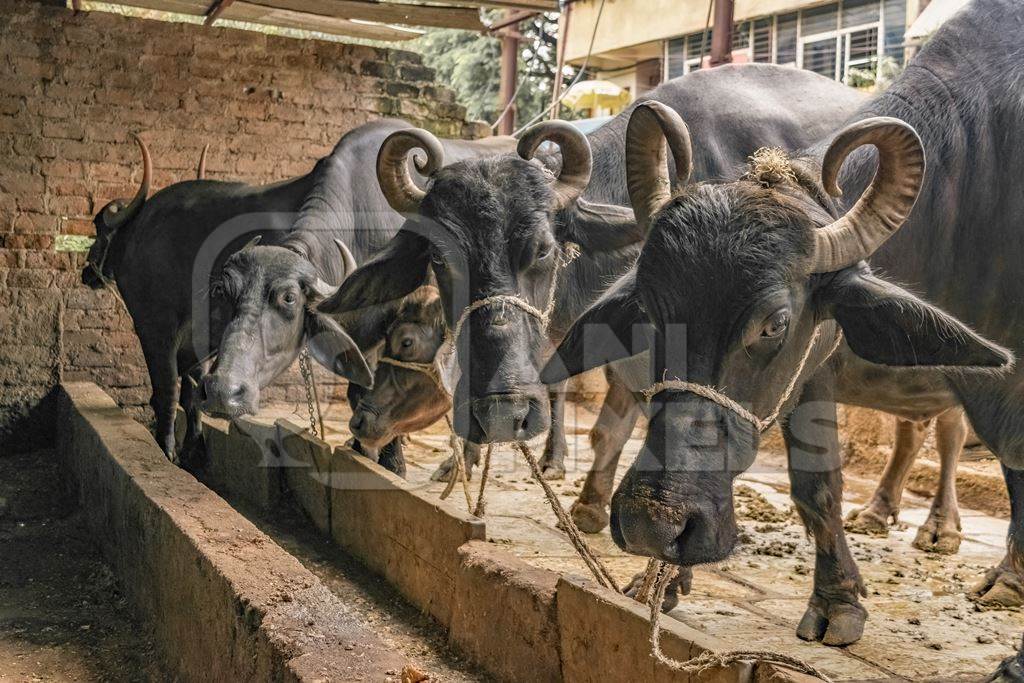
[561,0,924,104]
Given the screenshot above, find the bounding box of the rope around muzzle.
[642,324,845,434]
[626,323,843,681]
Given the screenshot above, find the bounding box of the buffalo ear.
[822,270,1013,368]
[332,299,402,352]
[541,269,651,384]
[557,199,644,253]
[305,312,374,388]
[318,228,430,315]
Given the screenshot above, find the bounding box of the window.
[660,1,904,86]
[753,18,773,63]
[665,37,686,80]
[796,0,883,84]
[776,12,798,66]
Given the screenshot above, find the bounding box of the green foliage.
[414,12,579,129]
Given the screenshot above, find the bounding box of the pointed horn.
[335,238,357,278]
[517,120,592,209]
[376,129,444,215]
[242,235,261,250]
[197,143,209,180]
[811,117,925,273]
[105,133,152,229]
[625,101,693,233]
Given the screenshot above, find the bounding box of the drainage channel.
[245,497,488,682]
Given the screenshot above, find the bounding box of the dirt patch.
[0,450,162,682]
[843,442,1009,519]
[736,484,793,523]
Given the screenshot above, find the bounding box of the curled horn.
[334,238,357,278]
[104,133,152,228]
[624,101,693,233]
[811,116,925,273]
[376,128,444,215]
[197,143,209,180]
[517,120,592,209]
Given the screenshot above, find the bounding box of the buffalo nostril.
[228,383,249,405]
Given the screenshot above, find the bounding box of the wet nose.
[470,394,531,443]
[201,375,257,418]
[609,493,688,562]
[349,409,375,437]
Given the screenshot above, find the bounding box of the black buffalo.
[324,65,868,488]
[546,0,1024,672]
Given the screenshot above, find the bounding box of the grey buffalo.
[545,0,1024,674]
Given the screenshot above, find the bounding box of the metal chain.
[297,349,323,438]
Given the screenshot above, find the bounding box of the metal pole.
[550,4,571,120]
[709,0,735,67]
[497,11,520,135]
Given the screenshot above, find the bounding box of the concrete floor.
[274,397,1019,682]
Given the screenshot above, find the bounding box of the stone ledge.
[58,381,406,682]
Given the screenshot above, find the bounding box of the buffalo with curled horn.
[543,80,1017,653]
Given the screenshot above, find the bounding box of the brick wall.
[0,0,477,448]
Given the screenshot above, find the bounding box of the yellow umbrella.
[562,80,631,113]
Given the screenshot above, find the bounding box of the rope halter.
[641,324,844,433]
[446,242,579,349]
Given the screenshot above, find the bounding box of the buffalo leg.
[913,407,965,554]
[972,464,1024,608]
[538,383,568,480]
[377,438,407,478]
[845,416,927,535]
[985,467,1024,682]
[177,369,206,471]
[784,379,866,646]
[571,376,640,534]
[430,439,483,482]
[140,335,180,462]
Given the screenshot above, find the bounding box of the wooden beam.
[486,9,535,32]
[203,0,234,25]
[446,0,557,10]
[225,1,423,39]
[496,10,519,135]
[246,0,485,30]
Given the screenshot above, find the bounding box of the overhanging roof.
[74,0,558,41]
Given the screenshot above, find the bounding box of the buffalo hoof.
[537,453,565,480]
[430,455,474,483]
[912,513,962,555]
[971,561,1024,609]
[796,595,867,646]
[986,656,1024,682]
[178,435,207,474]
[624,566,693,613]
[570,499,609,534]
[844,504,893,537]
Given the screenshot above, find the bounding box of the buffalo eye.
[761,309,790,338]
[401,337,413,348]
[280,291,297,307]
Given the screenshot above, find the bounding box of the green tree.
[414,12,578,130]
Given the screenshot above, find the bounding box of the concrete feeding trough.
[57,381,772,681]
[60,382,1013,681]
